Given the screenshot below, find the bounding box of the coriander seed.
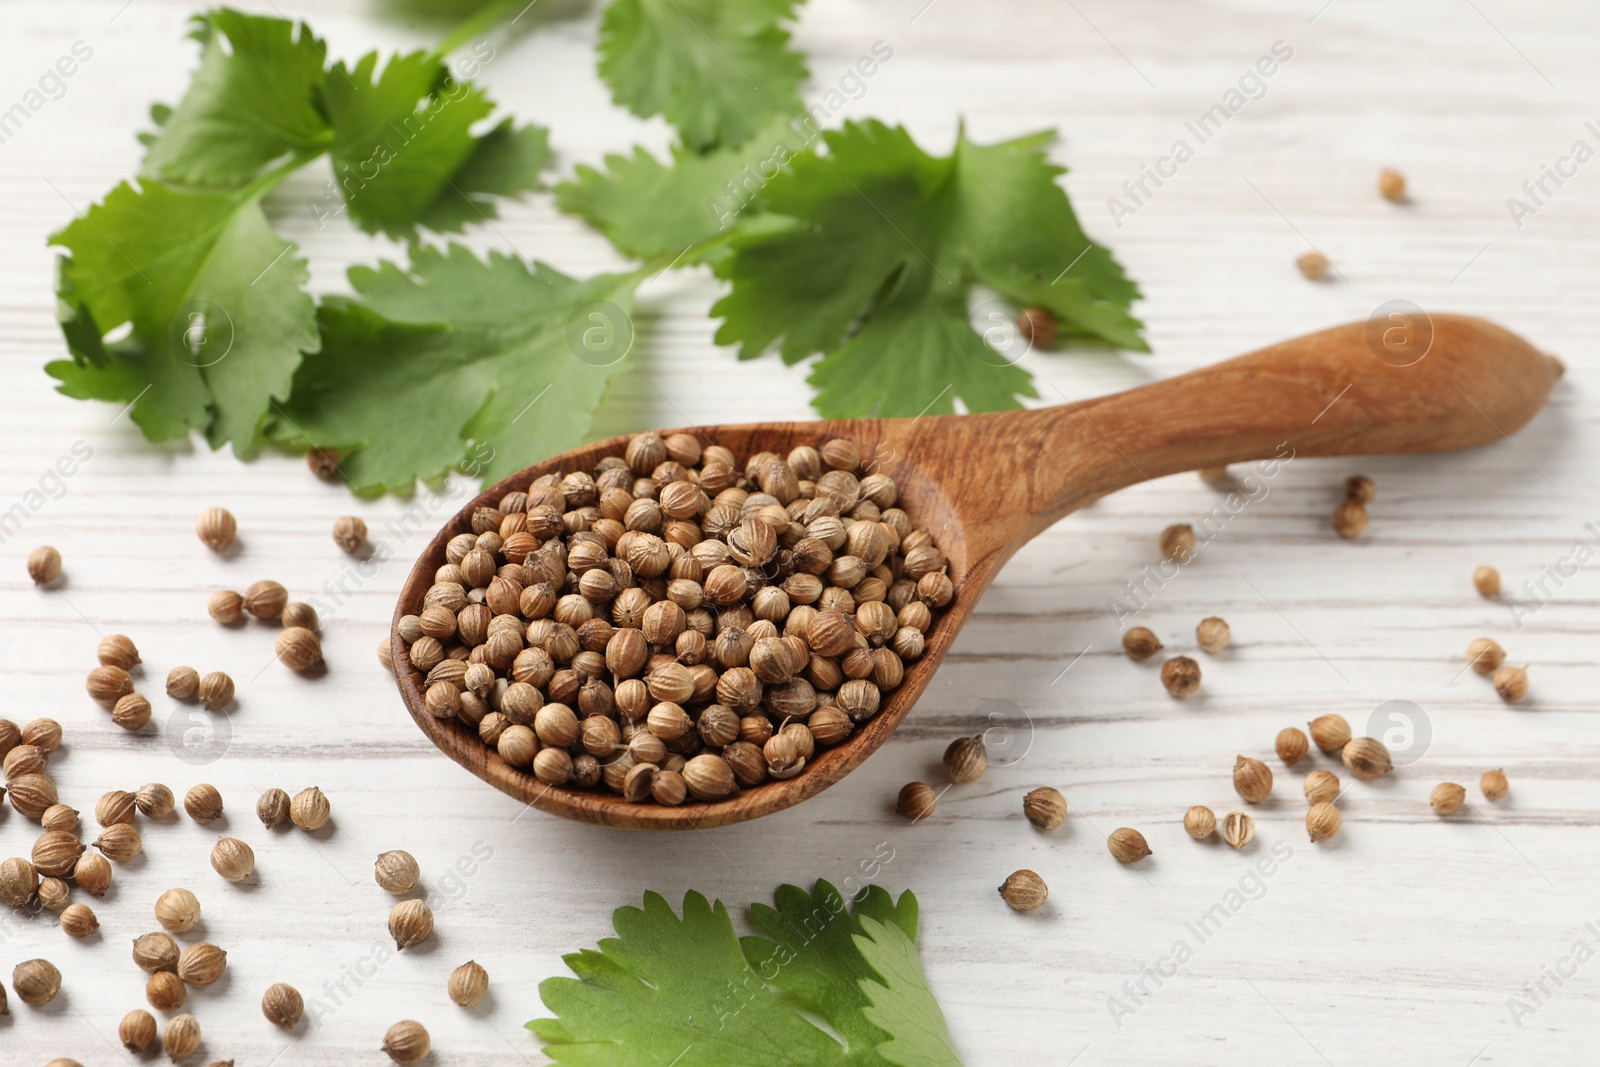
[383,1020,431,1065]
[1308,713,1351,754]
[208,589,244,624]
[1195,616,1231,653]
[112,692,152,731]
[1160,655,1201,698]
[134,931,180,973]
[449,960,489,1007]
[333,515,368,554]
[1296,251,1331,280]
[74,852,112,895]
[177,943,227,986]
[1493,665,1529,703]
[1342,737,1394,780]
[27,545,62,584]
[257,788,290,829]
[13,958,61,1005]
[1184,805,1216,839]
[375,850,420,894]
[1473,565,1501,598]
[94,823,142,862]
[1306,802,1342,843]
[1234,755,1273,803]
[245,579,289,619]
[1332,499,1368,538]
[60,902,98,937]
[196,507,237,552]
[146,971,186,1012]
[97,633,141,670]
[32,831,85,876]
[0,857,32,907]
[276,627,323,672]
[1023,786,1067,831]
[998,869,1048,912]
[1467,637,1505,675]
[290,786,331,831]
[895,781,936,821]
[5,742,47,778]
[121,1009,158,1052]
[942,735,987,784]
[97,789,137,826]
[86,664,134,707]
[185,784,224,823]
[1198,466,1230,484]
[282,601,318,631]
[1481,768,1509,801]
[683,754,736,800]
[1221,811,1255,849]
[10,773,58,818]
[1122,626,1163,661]
[389,899,434,950]
[198,671,234,710]
[41,804,78,832]
[263,982,304,1030]
[167,666,200,700]
[1108,827,1151,863]
[1378,167,1407,203]
[137,783,175,819]
[211,837,255,882]
[1276,727,1310,766]
[1343,474,1376,504]
[307,447,341,480]
[1430,781,1466,816]
[37,876,70,911]
[1159,523,1196,563]
[163,1014,201,1062]
[1016,306,1057,348]
[1304,769,1341,805]
[155,888,201,934]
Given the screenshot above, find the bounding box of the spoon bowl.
[394,314,1560,829]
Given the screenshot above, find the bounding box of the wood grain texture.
[1,0,1598,1064]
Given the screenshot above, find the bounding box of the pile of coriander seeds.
[391,432,951,806]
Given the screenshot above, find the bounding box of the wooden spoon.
[394,314,1560,829]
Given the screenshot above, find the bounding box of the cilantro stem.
[431,0,529,61]
[640,226,742,275]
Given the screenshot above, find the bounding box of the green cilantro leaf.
[322,50,548,238]
[267,245,641,493]
[712,120,1146,418]
[530,882,963,1067]
[556,114,808,262]
[141,10,333,189]
[598,0,807,152]
[48,180,317,452]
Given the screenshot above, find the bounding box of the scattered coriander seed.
[1493,665,1529,703]
[1304,769,1341,805]
[1233,755,1273,803]
[60,902,98,937]
[1195,616,1231,653]
[97,633,141,670]
[0,858,32,908]
[389,899,434,950]
[5,743,47,778]
[134,931,180,974]
[895,781,936,821]
[1306,802,1342,842]
[1308,714,1352,754]
[1276,727,1310,766]
[1343,474,1376,504]
[163,1014,202,1062]
[1481,768,1509,801]
[1023,786,1067,831]
[257,788,291,829]
[147,971,186,1012]
[1108,827,1151,863]
[1473,565,1501,598]
[13,958,61,1005]
[1198,466,1230,484]
[290,786,331,831]
[37,876,70,911]
[383,1020,431,1065]
[208,589,245,624]
[1160,655,1201,698]
[211,837,255,882]
[86,664,134,707]
[448,960,489,1007]
[121,1009,158,1052]
[97,789,138,827]
[1332,499,1368,538]
[1159,523,1196,563]
[998,869,1048,912]
[378,637,395,674]
[33,831,85,876]
[375,850,421,894]
[1184,805,1216,839]
[112,693,153,731]
[73,852,112,895]
[177,943,228,986]
[333,516,368,554]
[10,773,58,819]
[282,601,318,631]
[196,507,237,552]
[942,736,987,784]
[1121,626,1163,661]
[1378,167,1407,203]
[276,627,323,672]
[1221,811,1255,849]
[1342,737,1394,780]
[198,671,234,710]
[244,579,289,620]
[1430,782,1466,816]
[166,666,200,700]
[263,982,304,1030]
[155,888,201,934]
[307,447,341,480]
[136,783,175,819]
[1296,251,1331,280]
[1016,306,1057,348]
[1467,637,1506,676]
[41,804,78,833]
[27,545,62,584]
[185,784,224,823]
[95,823,143,862]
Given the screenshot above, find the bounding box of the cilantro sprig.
[531,880,963,1067]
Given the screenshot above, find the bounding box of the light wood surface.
[2,0,1597,1064]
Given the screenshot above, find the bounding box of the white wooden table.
[2,1,1596,1063]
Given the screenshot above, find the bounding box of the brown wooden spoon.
[394,314,1560,829]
